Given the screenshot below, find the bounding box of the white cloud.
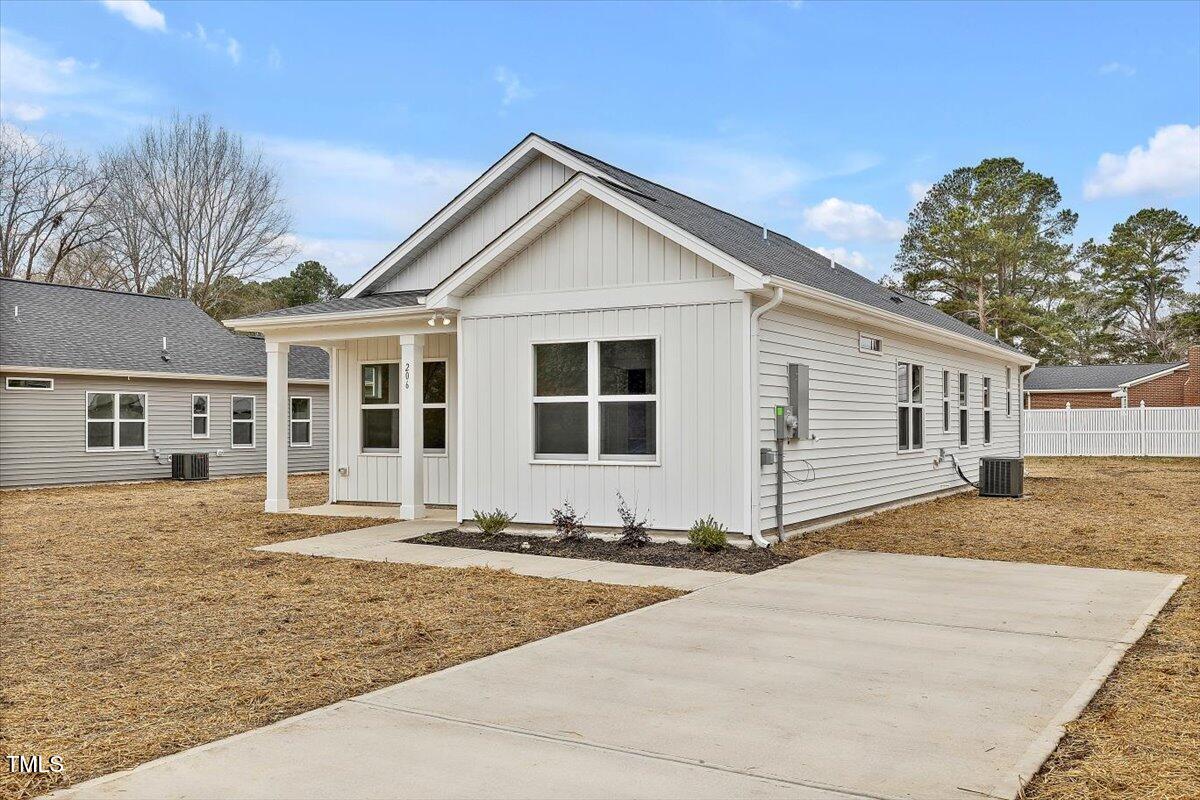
[814,246,873,272]
[226,37,242,65]
[0,102,46,122]
[802,197,905,242]
[185,22,242,65]
[1098,61,1135,77]
[100,0,166,33]
[907,181,931,203]
[493,66,532,105]
[1084,124,1200,199]
[267,46,282,71]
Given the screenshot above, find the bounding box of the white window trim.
[941,369,951,434]
[422,358,448,456]
[896,361,925,453]
[531,335,661,466]
[191,394,210,439]
[983,376,993,446]
[85,390,148,453]
[6,376,54,391]
[290,395,312,448]
[360,362,400,454]
[231,394,257,449]
[858,332,883,355]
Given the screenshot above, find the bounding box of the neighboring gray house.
[0,278,329,488]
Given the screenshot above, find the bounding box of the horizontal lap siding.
[0,373,327,488]
[757,305,1021,528]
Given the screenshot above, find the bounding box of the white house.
[227,134,1035,545]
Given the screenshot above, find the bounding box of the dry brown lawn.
[779,457,1199,800]
[0,475,677,800]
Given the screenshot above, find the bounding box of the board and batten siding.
[376,155,573,293]
[0,372,327,488]
[756,303,1022,530]
[330,333,456,505]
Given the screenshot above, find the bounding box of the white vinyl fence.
[1024,403,1200,457]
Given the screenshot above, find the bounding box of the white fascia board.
[225,304,431,331]
[1116,363,1186,388]
[1024,387,1119,394]
[765,276,1037,366]
[342,135,636,299]
[0,364,328,385]
[425,174,765,308]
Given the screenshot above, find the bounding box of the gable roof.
[1024,362,1185,391]
[0,278,328,380]
[239,289,426,321]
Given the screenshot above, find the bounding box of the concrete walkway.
[255,523,739,591]
[54,551,1182,800]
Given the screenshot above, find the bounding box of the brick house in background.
[1024,344,1200,409]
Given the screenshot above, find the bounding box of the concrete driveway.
[56,550,1181,800]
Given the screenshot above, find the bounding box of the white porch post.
[265,340,290,513]
[399,334,425,519]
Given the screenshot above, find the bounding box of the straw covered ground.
[779,456,1199,800]
[0,474,678,799]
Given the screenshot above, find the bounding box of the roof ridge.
[0,276,181,301]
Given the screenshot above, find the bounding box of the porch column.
[399,334,425,519]
[264,340,290,513]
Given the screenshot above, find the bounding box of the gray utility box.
[171,452,210,481]
[979,456,1023,498]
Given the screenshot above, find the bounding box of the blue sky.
[2,0,1198,287]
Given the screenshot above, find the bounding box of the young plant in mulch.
[472,508,514,538]
[551,501,588,541]
[688,515,728,552]
[615,493,652,547]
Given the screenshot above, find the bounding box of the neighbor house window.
[192,394,209,438]
[896,362,923,451]
[983,377,992,445]
[290,396,311,447]
[1005,367,1012,416]
[533,338,657,462]
[423,360,447,453]
[231,395,256,448]
[958,373,969,446]
[361,363,399,451]
[86,391,147,451]
[942,370,951,433]
[858,333,882,354]
[6,377,53,391]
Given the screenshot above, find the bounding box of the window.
[858,333,882,354]
[290,396,311,447]
[231,395,256,448]
[361,363,399,451]
[942,370,951,433]
[983,377,992,445]
[896,362,924,451]
[958,373,969,446]
[6,377,53,391]
[86,391,147,451]
[1005,367,1012,416]
[423,360,447,453]
[191,394,209,438]
[533,338,657,463]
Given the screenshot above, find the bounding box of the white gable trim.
[424,173,765,309]
[1116,363,1187,389]
[344,135,635,298]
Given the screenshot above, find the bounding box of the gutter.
[224,304,433,331]
[747,283,784,548]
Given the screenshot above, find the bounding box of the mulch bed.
[412,529,800,574]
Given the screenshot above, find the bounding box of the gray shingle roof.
[239,289,427,320]
[1024,362,1183,391]
[0,278,327,380]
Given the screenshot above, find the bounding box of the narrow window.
[942,370,951,433]
[533,342,588,460]
[192,394,209,438]
[897,362,924,451]
[958,373,969,446]
[599,339,657,460]
[231,395,256,448]
[422,360,447,453]
[361,363,399,451]
[858,333,882,354]
[86,391,147,451]
[6,377,53,391]
[1005,367,1012,417]
[290,396,311,446]
[983,377,992,445]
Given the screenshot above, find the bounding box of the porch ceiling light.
[427,313,451,327]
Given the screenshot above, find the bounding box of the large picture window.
[983,377,992,445]
[290,396,311,447]
[897,362,923,451]
[86,391,147,451]
[423,360,447,453]
[533,338,657,463]
[192,394,209,438]
[361,363,399,451]
[958,373,969,446]
[231,395,256,448]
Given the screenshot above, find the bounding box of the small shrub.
[688,515,728,552]
[472,508,514,537]
[615,493,652,547]
[551,501,588,541]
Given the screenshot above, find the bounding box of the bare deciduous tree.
[97,149,165,293]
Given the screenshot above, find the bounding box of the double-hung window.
[361,363,399,451]
[290,397,312,446]
[942,370,951,433]
[983,377,992,445]
[231,395,256,448]
[86,391,147,451]
[533,338,657,462]
[423,360,447,453]
[192,394,209,438]
[958,373,969,446]
[896,362,924,451]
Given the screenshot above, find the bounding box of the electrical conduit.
[748,284,785,548]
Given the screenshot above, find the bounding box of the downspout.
[748,284,784,548]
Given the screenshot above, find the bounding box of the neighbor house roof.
[0,278,328,380]
[1024,362,1185,392]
